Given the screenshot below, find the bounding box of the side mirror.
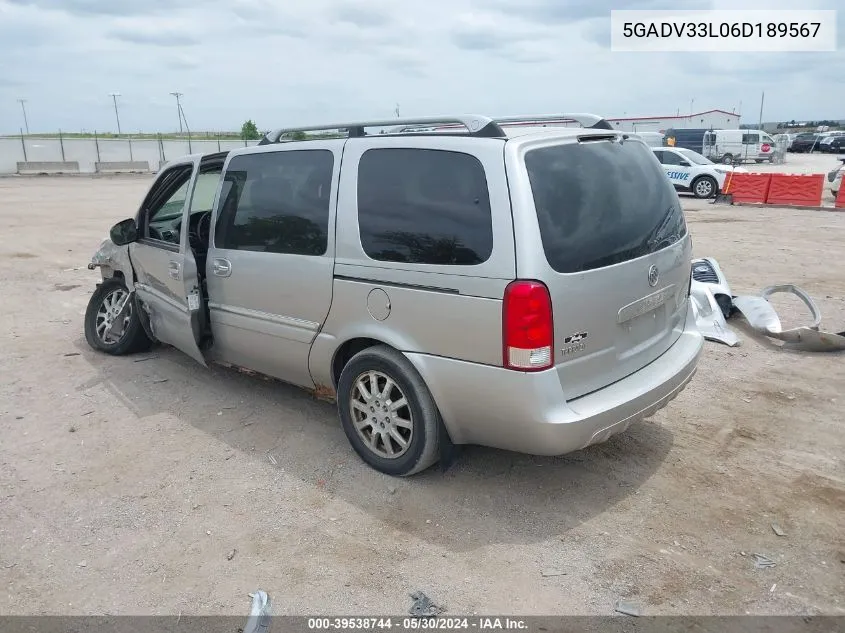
[679,161,691,167]
[110,218,138,246]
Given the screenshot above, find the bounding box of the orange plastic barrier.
[836,183,845,209]
[765,173,824,207]
[722,172,772,204]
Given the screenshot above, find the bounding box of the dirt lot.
[1,176,843,617]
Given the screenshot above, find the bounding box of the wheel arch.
[316,333,458,446]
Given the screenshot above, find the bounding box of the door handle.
[168,261,181,280]
[212,258,232,277]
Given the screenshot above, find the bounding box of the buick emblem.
[647,264,659,287]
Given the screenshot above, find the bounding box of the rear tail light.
[503,280,553,371]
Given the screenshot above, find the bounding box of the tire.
[721,154,734,165]
[692,175,717,199]
[84,277,152,355]
[337,345,441,476]
[755,159,764,163]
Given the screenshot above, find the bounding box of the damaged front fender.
[87,238,135,291]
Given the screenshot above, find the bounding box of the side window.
[190,170,223,214]
[652,150,665,163]
[661,151,684,166]
[357,148,493,265]
[214,150,333,256]
[142,165,193,245]
[742,134,759,144]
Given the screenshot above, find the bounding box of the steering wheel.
[189,212,211,252]
[198,212,211,246]
[148,226,164,241]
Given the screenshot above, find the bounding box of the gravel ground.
[1,175,843,617]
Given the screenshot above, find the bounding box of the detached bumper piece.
[691,258,845,352]
[732,285,845,352]
[690,257,740,347]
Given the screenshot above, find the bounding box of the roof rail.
[492,113,613,130]
[261,115,506,144]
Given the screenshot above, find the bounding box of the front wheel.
[84,277,152,355]
[692,175,717,199]
[721,154,734,165]
[337,345,442,476]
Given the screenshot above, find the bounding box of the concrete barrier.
[17,161,80,174]
[95,161,151,173]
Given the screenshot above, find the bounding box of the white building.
[606,109,740,133]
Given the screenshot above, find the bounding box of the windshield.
[676,148,714,165]
[525,138,686,273]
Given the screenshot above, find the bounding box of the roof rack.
[259,112,613,144]
[261,115,505,144]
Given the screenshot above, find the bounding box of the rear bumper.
[407,303,703,455]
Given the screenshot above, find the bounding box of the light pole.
[17,99,30,134]
[109,92,122,135]
[170,92,184,133]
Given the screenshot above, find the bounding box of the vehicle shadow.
[76,341,675,552]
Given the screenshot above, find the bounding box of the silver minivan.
[85,113,703,476]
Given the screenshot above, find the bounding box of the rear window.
[525,139,686,274]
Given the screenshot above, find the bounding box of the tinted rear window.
[525,139,685,274]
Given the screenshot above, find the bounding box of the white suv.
[652,147,745,199]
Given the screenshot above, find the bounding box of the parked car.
[652,146,746,198]
[819,132,845,152]
[829,158,845,199]
[790,133,824,153]
[702,129,776,164]
[84,113,703,476]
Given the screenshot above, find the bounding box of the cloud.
[108,29,199,47]
[0,0,842,135]
[334,3,391,28]
[5,0,192,16]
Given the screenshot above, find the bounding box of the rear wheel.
[84,277,152,355]
[692,175,717,199]
[721,154,734,165]
[337,345,441,476]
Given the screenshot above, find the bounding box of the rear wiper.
[643,205,679,250]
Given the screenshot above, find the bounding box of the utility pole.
[17,99,30,134]
[170,92,184,134]
[109,92,122,135]
[757,91,764,131]
[395,103,400,118]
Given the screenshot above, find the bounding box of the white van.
[630,131,664,147]
[703,129,776,164]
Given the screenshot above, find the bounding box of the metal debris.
[752,553,776,569]
[267,454,277,466]
[227,549,237,561]
[771,523,787,537]
[614,599,642,617]
[243,590,272,633]
[541,569,567,577]
[63,353,81,357]
[409,591,445,617]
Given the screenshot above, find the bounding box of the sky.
[0,0,843,135]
